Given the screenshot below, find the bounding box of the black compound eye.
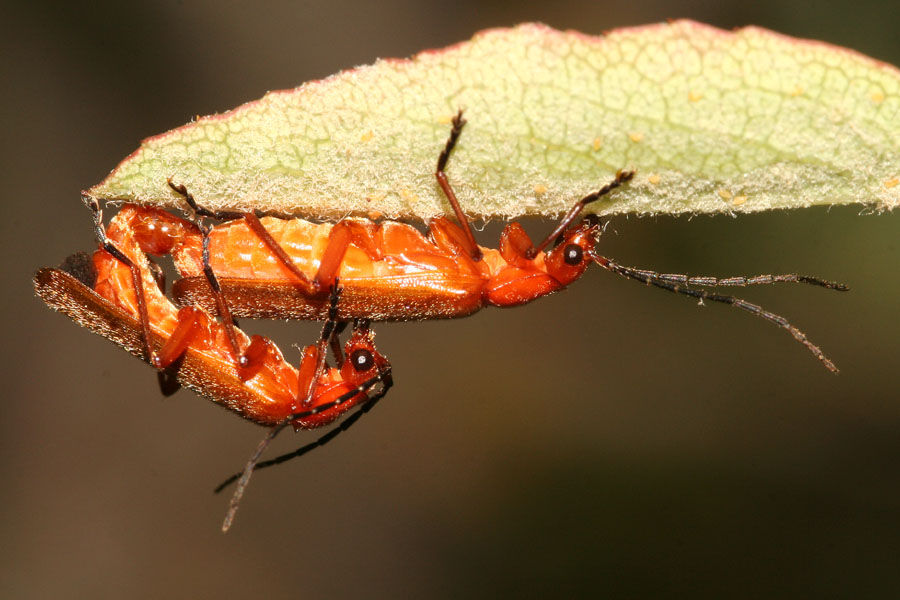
[350,348,375,372]
[563,243,583,266]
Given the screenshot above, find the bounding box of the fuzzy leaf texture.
[87,21,900,220]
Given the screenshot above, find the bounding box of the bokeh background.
[3,1,899,597]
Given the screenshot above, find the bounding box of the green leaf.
[87,21,900,219]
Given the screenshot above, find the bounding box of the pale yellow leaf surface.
[87,21,900,220]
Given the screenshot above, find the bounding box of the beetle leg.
[228,216,382,298]
[168,180,382,299]
[329,321,349,365]
[151,304,211,396]
[147,305,205,369]
[234,217,381,295]
[166,180,245,222]
[196,224,254,368]
[524,169,635,259]
[156,369,182,397]
[498,222,538,268]
[150,301,284,384]
[435,109,483,261]
[168,179,320,294]
[296,282,344,407]
[240,211,321,295]
[85,195,157,366]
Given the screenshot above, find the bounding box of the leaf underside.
[88,21,900,220]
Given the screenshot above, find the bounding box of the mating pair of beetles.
[35,111,848,529]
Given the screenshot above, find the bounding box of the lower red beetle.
[34,196,392,529]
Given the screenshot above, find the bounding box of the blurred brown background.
[3,1,899,598]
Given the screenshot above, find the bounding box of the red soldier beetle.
[114,110,846,371]
[83,196,392,427]
[34,197,392,529]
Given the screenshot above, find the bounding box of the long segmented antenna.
[166,180,254,367]
[219,368,393,532]
[637,271,848,291]
[215,372,393,495]
[213,386,388,493]
[591,254,846,372]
